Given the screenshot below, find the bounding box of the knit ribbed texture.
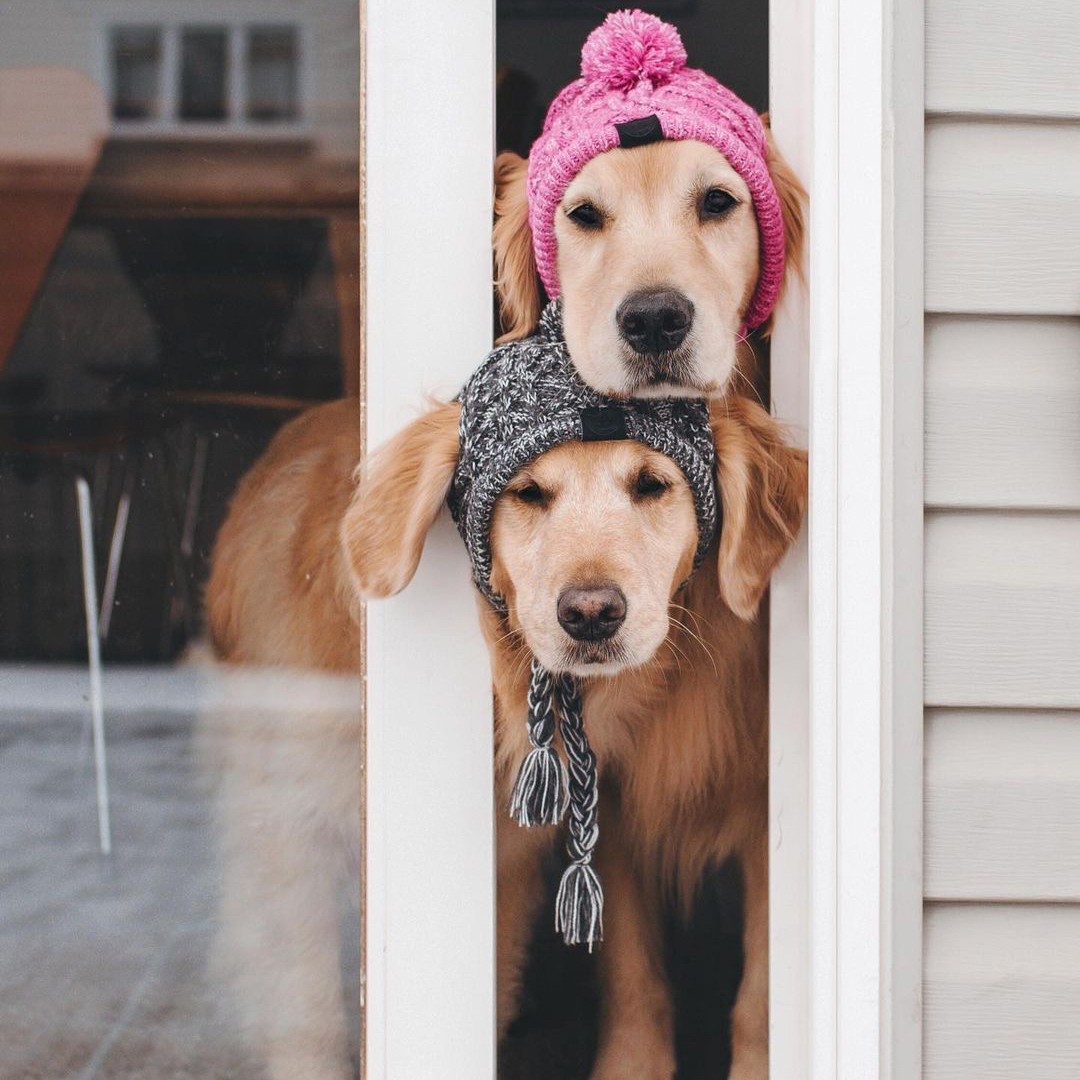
[526,9,784,331]
[447,301,719,612]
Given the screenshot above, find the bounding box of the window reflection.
[0,2,361,1077]
[247,26,300,123]
[179,27,229,122]
[111,26,162,122]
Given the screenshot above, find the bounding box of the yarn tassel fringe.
[555,860,604,948]
[509,744,568,827]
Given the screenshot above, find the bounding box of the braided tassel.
[553,674,604,948]
[509,660,569,827]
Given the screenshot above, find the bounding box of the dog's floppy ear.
[340,400,461,599]
[494,150,542,344]
[757,114,807,338]
[711,396,808,620]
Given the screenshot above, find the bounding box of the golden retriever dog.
[206,391,805,1080]
[493,120,804,399]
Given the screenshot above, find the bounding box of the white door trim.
[364,0,924,1074]
[769,0,925,1078]
[364,0,496,1076]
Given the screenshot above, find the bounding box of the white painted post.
[768,1,813,1076]
[770,0,924,1076]
[363,0,496,1077]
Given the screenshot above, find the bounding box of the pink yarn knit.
[526,9,785,331]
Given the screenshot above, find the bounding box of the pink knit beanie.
[526,9,785,331]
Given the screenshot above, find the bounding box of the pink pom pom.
[580,9,688,91]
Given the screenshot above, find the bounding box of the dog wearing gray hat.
[340,302,806,1077]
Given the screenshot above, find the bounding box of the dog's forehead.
[563,140,749,201]
[521,440,682,486]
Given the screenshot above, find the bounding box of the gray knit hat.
[449,301,718,607]
[448,300,719,946]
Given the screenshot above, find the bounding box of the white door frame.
[363,0,925,1076]
[769,0,924,1077]
[364,1,496,1077]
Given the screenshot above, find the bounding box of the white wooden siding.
[925,710,1080,901]
[923,1,1080,1071]
[924,511,1080,708]
[926,0,1080,119]
[925,317,1080,510]
[924,904,1080,1080]
[925,121,1080,315]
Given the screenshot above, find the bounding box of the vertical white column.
[364,0,495,1077]
[774,0,923,1073]
[883,0,926,1076]
[768,0,813,1076]
[834,0,885,1072]
[807,0,841,1074]
[791,0,924,1076]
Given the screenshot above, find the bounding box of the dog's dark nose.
[557,584,627,642]
[616,289,694,354]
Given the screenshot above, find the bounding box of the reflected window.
[247,27,300,122]
[111,26,161,120]
[109,23,304,132]
[180,27,229,122]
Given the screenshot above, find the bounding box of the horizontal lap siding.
[925,318,1080,509]
[924,5,1080,1076]
[925,710,1080,900]
[924,904,1080,1080]
[925,121,1080,315]
[924,511,1080,708]
[926,0,1080,119]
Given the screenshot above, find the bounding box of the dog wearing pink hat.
[495,8,804,402]
[488,11,807,1079]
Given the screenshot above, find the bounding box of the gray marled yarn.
[554,673,603,947]
[509,661,569,827]
[447,299,719,948]
[447,301,718,612]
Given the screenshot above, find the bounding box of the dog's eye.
[632,470,670,500]
[567,202,603,230]
[701,188,738,219]
[511,481,548,507]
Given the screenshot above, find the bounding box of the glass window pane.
[111,26,161,121]
[246,26,299,122]
[180,27,228,121]
[2,1,362,1076]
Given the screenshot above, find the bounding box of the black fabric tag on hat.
[616,114,664,148]
[580,407,629,442]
